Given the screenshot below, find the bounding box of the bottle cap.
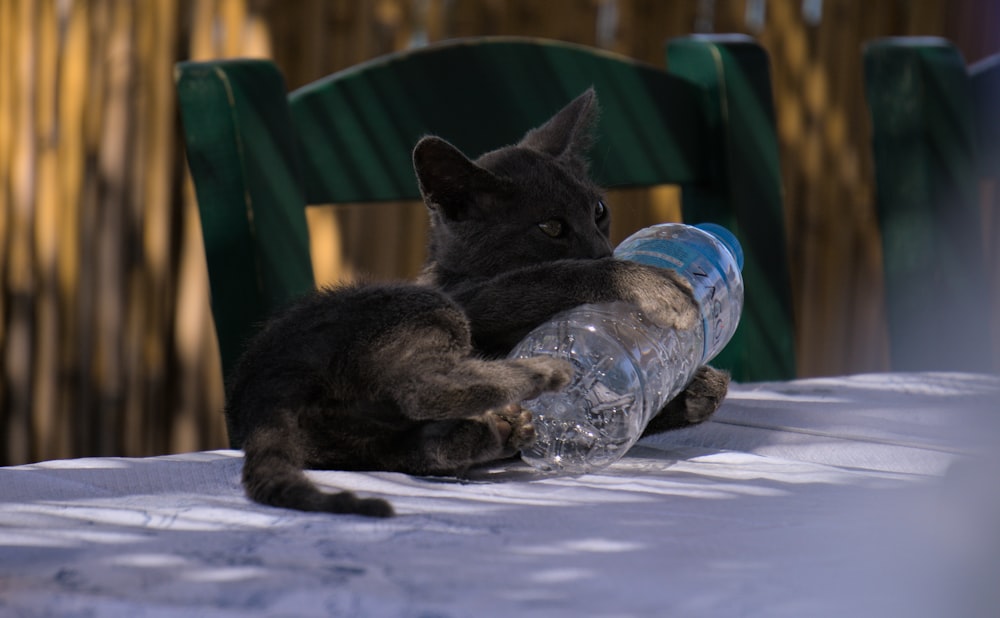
[694,223,744,270]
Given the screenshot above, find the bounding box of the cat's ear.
[413,136,507,220]
[518,88,599,168]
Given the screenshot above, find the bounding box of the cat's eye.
[538,219,565,238]
[595,200,607,220]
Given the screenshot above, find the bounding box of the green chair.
[864,38,998,372]
[176,35,796,405]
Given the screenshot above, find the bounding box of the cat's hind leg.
[401,403,536,475]
[366,329,569,474]
[387,354,572,422]
[367,314,572,422]
[400,357,572,420]
[356,297,569,472]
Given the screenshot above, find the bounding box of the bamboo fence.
[1,0,997,465]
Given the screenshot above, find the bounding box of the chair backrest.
[864,38,999,372]
[176,35,795,388]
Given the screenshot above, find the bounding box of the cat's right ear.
[413,137,506,221]
[518,88,599,170]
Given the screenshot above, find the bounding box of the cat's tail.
[240,424,395,518]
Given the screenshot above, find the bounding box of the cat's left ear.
[518,88,599,169]
[413,136,509,220]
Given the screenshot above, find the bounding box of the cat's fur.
[226,89,729,518]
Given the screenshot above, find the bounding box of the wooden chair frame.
[176,35,796,389]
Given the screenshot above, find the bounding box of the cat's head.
[413,89,612,287]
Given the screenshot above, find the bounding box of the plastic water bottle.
[509,223,745,473]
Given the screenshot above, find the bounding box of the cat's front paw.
[613,261,699,331]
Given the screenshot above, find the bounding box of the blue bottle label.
[621,238,701,273]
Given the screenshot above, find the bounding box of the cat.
[225,89,730,518]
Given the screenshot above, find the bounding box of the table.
[2,372,998,617]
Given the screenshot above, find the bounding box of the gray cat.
[225,89,729,517]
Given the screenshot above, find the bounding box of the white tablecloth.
[2,372,999,617]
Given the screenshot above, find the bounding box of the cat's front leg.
[449,258,700,356]
[409,403,535,474]
[641,365,730,437]
[609,261,700,333]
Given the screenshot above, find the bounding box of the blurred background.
[1,0,998,465]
